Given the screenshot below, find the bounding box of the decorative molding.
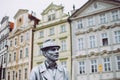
[75,23,120,35]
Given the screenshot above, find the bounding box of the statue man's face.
[45,47,59,62]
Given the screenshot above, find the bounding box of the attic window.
[94,2,97,9]
[48,14,55,21]
[19,18,22,22]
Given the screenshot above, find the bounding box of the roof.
[41,2,64,15]
[9,22,14,31]
[0,16,9,24]
[69,0,120,18]
[14,9,28,19]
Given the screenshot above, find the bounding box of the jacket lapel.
[39,62,53,80]
[55,66,64,80]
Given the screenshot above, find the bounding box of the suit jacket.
[29,62,69,80]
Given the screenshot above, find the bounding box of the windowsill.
[60,31,67,34]
[88,46,98,49]
[76,27,84,30]
[77,73,87,76]
[111,19,120,22]
[48,34,55,36]
[87,25,96,28]
[101,70,113,73]
[100,45,109,47]
[99,22,108,24]
[38,36,44,39]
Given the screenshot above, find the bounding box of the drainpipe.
[31,28,35,70]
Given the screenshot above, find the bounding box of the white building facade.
[0,16,13,80]
[69,0,120,80]
[7,9,39,80]
[33,3,72,78]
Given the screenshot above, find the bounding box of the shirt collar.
[39,61,63,73]
[45,60,57,69]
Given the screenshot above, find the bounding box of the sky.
[0,0,88,22]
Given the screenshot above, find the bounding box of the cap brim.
[41,45,60,51]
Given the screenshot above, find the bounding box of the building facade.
[0,16,14,80]
[33,3,72,78]
[7,9,39,80]
[69,0,120,80]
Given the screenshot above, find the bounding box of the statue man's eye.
[50,47,59,51]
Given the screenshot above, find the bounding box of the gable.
[80,1,117,15]
[14,9,28,19]
[41,3,63,15]
[71,0,120,18]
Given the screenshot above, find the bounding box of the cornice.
[70,6,120,21]
[75,23,120,36]
[8,26,33,39]
[75,48,120,59]
[36,17,68,30]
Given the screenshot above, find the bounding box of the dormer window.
[19,18,21,22]
[48,14,55,21]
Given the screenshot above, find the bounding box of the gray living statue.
[29,39,69,80]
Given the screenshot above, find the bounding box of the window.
[61,25,66,33]
[114,30,120,43]
[93,2,97,8]
[8,72,10,80]
[25,68,27,79]
[49,28,54,35]
[117,56,120,70]
[103,57,111,71]
[14,52,16,61]
[4,54,6,63]
[39,31,44,38]
[100,13,106,24]
[112,10,119,21]
[48,14,55,21]
[78,38,84,50]
[10,40,12,47]
[19,70,21,80]
[77,20,83,29]
[9,54,11,62]
[13,71,15,80]
[15,38,17,45]
[26,32,29,40]
[79,61,85,74]
[91,60,97,73]
[25,48,28,57]
[19,18,22,22]
[3,68,5,79]
[101,33,108,46]
[0,43,1,50]
[88,17,94,26]
[39,45,43,55]
[20,50,22,59]
[3,41,4,49]
[61,61,67,68]
[89,36,96,48]
[61,40,66,51]
[20,36,23,42]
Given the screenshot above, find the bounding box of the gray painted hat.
[41,39,60,51]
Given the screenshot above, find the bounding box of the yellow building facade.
[7,9,39,80]
[33,3,72,78]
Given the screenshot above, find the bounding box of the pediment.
[71,0,120,18]
[41,3,63,15]
[14,9,28,19]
